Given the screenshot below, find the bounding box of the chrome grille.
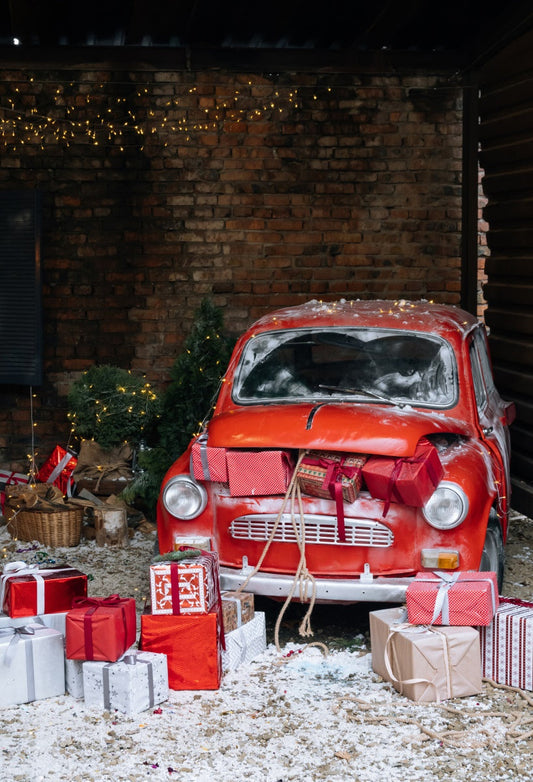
[229,513,393,547]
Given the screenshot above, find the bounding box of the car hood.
[207,403,477,457]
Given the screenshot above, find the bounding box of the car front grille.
[229,513,393,547]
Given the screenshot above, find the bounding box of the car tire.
[480,513,505,593]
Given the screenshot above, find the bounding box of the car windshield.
[233,328,457,408]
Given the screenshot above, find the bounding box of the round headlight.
[162,475,207,520]
[423,481,468,530]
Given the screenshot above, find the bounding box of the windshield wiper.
[318,384,402,406]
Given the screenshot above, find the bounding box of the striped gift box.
[480,598,533,691]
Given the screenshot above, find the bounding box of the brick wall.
[0,64,464,468]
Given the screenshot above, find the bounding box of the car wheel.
[480,513,505,593]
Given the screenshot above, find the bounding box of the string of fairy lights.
[0,73,324,151]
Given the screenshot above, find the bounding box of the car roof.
[246,299,479,339]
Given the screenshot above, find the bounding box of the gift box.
[0,622,65,707]
[0,469,28,512]
[149,550,219,615]
[140,609,221,690]
[221,590,254,634]
[36,445,78,497]
[406,570,499,626]
[191,433,228,483]
[227,449,294,496]
[83,649,169,714]
[362,438,443,516]
[1,561,88,618]
[66,595,137,662]
[297,451,366,542]
[369,606,482,703]
[66,657,85,699]
[222,611,266,672]
[480,598,533,690]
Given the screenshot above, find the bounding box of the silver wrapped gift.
[0,623,65,707]
[222,611,266,672]
[83,649,169,714]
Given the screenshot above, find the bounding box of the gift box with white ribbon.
[406,570,499,626]
[0,561,87,618]
[222,611,266,673]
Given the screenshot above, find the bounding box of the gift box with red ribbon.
[140,609,222,690]
[149,549,220,616]
[65,594,137,662]
[190,433,228,483]
[362,438,443,516]
[1,561,88,618]
[226,449,294,496]
[36,445,78,496]
[406,570,499,626]
[296,451,366,542]
[479,597,533,690]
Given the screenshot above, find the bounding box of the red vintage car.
[157,299,515,602]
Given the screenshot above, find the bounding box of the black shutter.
[0,190,42,385]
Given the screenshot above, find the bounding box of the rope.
[235,450,329,655]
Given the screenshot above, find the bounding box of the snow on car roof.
[247,299,478,338]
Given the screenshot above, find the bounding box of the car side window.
[470,328,493,411]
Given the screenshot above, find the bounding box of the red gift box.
[0,470,28,512]
[190,433,228,483]
[36,445,78,497]
[1,561,87,618]
[149,550,220,616]
[480,598,533,690]
[362,438,443,516]
[406,570,499,626]
[227,449,294,497]
[66,594,137,662]
[297,451,366,542]
[140,609,221,690]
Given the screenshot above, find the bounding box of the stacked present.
[370,569,533,703]
[141,546,266,688]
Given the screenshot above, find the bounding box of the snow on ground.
[1,512,533,782]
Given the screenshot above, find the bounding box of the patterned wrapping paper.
[191,434,228,483]
[406,570,499,626]
[0,623,66,707]
[83,649,169,714]
[140,609,222,690]
[149,551,219,615]
[479,598,533,690]
[1,562,88,618]
[297,451,366,504]
[369,606,482,703]
[222,611,267,673]
[362,438,443,516]
[66,595,137,662]
[226,449,294,496]
[221,590,255,634]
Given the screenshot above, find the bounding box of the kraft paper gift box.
[227,449,294,496]
[36,444,78,496]
[191,433,228,483]
[83,649,169,714]
[369,606,482,703]
[222,611,266,673]
[406,570,499,626]
[0,622,65,707]
[479,598,533,690]
[66,595,137,662]
[140,609,221,690]
[221,590,255,634]
[1,561,88,618]
[296,450,366,541]
[149,550,219,615]
[362,438,443,516]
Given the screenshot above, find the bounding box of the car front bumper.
[219,565,413,603]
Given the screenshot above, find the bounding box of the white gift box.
[222,611,266,672]
[480,598,533,690]
[83,649,169,714]
[0,610,67,638]
[66,658,85,699]
[0,622,65,707]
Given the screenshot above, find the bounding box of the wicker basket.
[6,488,84,547]
[7,506,84,547]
